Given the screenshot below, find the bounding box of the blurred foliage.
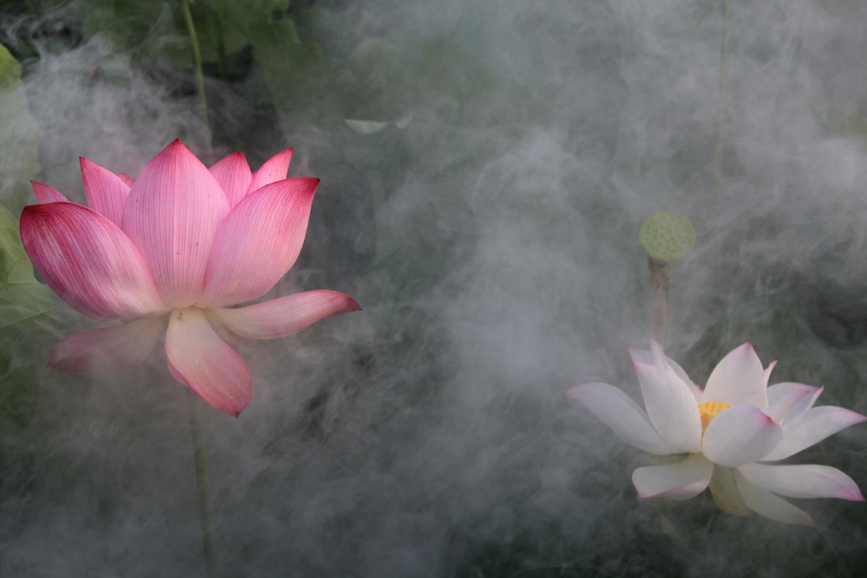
[811,100,867,145]
[0,204,61,427]
[0,43,41,211]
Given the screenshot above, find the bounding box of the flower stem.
[187,389,218,578]
[180,0,212,154]
[647,259,670,344]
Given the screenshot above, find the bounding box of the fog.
[1,0,866,576]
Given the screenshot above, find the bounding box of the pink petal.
[738,463,863,501]
[80,157,131,227]
[123,140,230,308]
[765,383,821,423]
[200,178,318,308]
[568,383,679,455]
[20,202,165,319]
[733,470,818,526]
[31,181,69,204]
[702,405,782,467]
[633,358,703,453]
[247,148,293,196]
[709,466,750,516]
[761,406,867,462]
[632,453,714,500]
[210,152,252,208]
[48,316,167,378]
[214,290,361,340]
[701,343,767,408]
[118,173,135,187]
[165,307,252,417]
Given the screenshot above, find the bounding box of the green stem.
[181,0,212,153]
[187,390,218,578]
[713,0,730,197]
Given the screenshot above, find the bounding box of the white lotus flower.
[569,341,866,526]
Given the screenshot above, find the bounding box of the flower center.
[698,401,730,433]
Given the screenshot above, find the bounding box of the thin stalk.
[713,0,730,197]
[647,259,671,344]
[187,390,218,578]
[181,0,212,153]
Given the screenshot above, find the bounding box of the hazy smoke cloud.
[2,0,867,576]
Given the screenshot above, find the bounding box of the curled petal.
[738,463,863,501]
[702,343,767,408]
[702,405,782,467]
[20,202,165,319]
[214,290,361,340]
[201,178,318,308]
[633,359,702,452]
[632,453,714,500]
[123,139,230,308]
[766,383,821,423]
[31,181,69,204]
[733,470,818,526]
[247,148,292,196]
[165,308,252,417]
[210,152,252,208]
[709,466,750,516]
[568,383,679,455]
[761,406,867,462]
[80,157,130,227]
[49,316,167,378]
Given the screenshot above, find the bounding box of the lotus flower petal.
[761,406,867,462]
[709,466,750,516]
[765,383,820,423]
[20,202,165,319]
[123,140,230,308]
[214,290,361,340]
[247,148,292,196]
[633,358,702,452]
[80,157,130,227]
[31,181,69,204]
[201,178,317,308]
[733,470,818,526]
[628,343,696,397]
[738,463,863,501]
[701,343,767,408]
[568,383,679,455]
[165,307,252,417]
[117,173,135,187]
[210,152,252,208]
[702,405,782,467]
[632,453,714,500]
[48,316,167,378]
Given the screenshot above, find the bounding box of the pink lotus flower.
[569,341,866,525]
[20,140,361,417]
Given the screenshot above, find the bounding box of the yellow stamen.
[699,401,731,433]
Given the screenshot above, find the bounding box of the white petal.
[709,466,750,516]
[568,383,678,455]
[738,463,863,501]
[632,453,714,500]
[733,470,818,526]
[628,342,699,399]
[701,343,767,408]
[633,360,702,452]
[761,406,867,462]
[765,383,820,423]
[702,405,782,467]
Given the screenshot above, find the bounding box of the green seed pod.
[639,211,696,263]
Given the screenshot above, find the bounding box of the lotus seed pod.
[639,211,696,263]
